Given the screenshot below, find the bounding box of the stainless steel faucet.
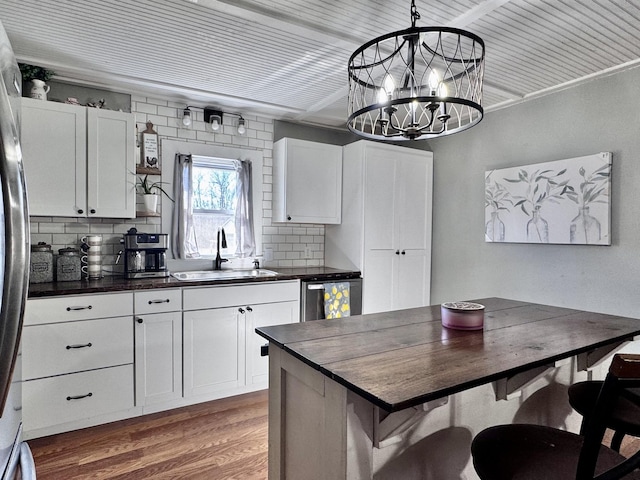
[214,228,228,270]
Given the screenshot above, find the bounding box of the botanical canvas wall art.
[485,152,611,245]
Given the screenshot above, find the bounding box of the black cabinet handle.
[260,344,269,357]
[246,306,253,312]
[66,343,92,350]
[66,305,92,311]
[77,209,84,214]
[401,250,406,255]
[136,317,143,324]
[148,299,170,304]
[238,307,245,314]
[90,209,96,214]
[67,392,93,401]
[287,215,292,221]
[395,250,400,255]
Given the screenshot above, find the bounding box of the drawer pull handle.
[148,299,170,304]
[66,343,92,350]
[246,306,253,312]
[238,307,245,314]
[66,306,93,311]
[66,392,93,401]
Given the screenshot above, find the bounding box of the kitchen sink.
[171,269,279,281]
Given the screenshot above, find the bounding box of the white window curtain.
[171,153,200,258]
[235,159,256,257]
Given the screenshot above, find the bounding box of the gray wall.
[427,65,640,317]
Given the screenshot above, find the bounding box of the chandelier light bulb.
[428,70,440,95]
[210,117,220,131]
[438,83,448,98]
[383,74,395,96]
[182,107,192,127]
[377,88,388,104]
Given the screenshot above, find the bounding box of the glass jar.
[56,247,81,282]
[30,242,53,283]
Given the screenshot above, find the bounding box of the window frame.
[160,140,264,262]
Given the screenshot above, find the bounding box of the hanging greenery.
[18,63,55,82]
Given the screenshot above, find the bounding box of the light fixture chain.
[411,0,420,27]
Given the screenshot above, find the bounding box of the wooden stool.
[471,354,640,479]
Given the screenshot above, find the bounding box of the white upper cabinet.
[21,98,136,218]
[273,137,342,224]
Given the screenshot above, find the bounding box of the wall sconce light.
[182,107,192,127]
[204,108,223,131]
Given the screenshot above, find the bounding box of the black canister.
[56,247,81,282]
[30,242,53,283]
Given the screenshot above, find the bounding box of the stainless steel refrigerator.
[0,20,36,480]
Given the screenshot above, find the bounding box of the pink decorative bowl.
[441,302,485,330]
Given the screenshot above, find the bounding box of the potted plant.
[18,63,55,100]
[136,175,173,214]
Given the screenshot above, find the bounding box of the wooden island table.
[256,298,640,480]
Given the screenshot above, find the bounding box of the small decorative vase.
[142,194,158,214]
[526,206,549,243]
[570,206,601,244]
[29,79,50,100]
[485,211,505,242]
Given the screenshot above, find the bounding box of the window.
[163,140,262,261]
[191,156,238,256]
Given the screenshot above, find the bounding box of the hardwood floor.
[27,389,640,479]
[28,390,269,480]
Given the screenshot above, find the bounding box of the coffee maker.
[122,228,169,279]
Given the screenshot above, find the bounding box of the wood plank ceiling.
[1,0,640,128]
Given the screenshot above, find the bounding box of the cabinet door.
[362,249,395,314]
[246,301,297,386]
[397,149,433,250]
[87,109,136,218]
[273,138,342,224]
[134,312,182,407]
[21,99,87,217]
[183,307,245,397]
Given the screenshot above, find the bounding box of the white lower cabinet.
[183,306,245,397]
[22,292,135,438]
[183,281,300,399]
[245,301,297,385]
[134,289,182,407]
[23,281,300,438]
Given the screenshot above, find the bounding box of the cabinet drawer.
[25,292,133,325]
[23,316,133,380]
[183,280,299,310]
[134,288,182,314]
[23,364,134,432]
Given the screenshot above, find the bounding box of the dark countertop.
[256,297,640,412]
[28,266,361,298]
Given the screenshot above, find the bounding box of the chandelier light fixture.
[347,0,485,141]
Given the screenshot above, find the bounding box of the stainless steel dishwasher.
[301,277,362,321]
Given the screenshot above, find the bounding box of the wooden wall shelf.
[136,166,161,175]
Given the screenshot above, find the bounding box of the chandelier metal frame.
[347,0,485,141]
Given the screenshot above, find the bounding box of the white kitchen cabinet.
[182,281,299,398]
[273,137,342,224]
[21,97,136,218]
[183,306,245,397]
[245,300,297,386]
[22,292,135,437]
[134,289,182,407]
[325,140,433,314]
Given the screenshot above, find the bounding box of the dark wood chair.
[569,380,640,452]
[471,354,640,480]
